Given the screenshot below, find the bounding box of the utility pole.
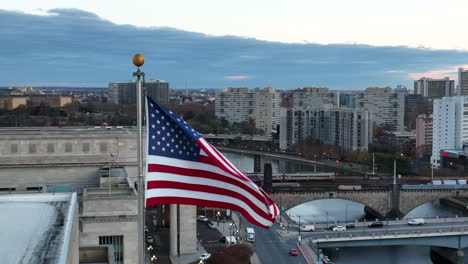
[372,153,375,175]
[393,159,397,185]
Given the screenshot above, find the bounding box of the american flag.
[110,153,119,166]
[145,96,279,228]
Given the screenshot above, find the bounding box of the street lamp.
[345,204,348,224]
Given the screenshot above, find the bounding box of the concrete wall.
[80,217,138,264]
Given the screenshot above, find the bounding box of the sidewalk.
[168,241,207,264]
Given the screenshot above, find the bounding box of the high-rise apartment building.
[354,88,405,131]
[415,114,433,158]
[280,107,371,151]
[458,68,468,96]
[215,87,280,134]
[431,96,468,167]
[414,77,454,99]
[292,87,340,109]
[109,79,169,104]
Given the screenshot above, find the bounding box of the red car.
[290,249,299,256]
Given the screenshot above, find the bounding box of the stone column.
[179,205,197,254]
[170,204,178,256]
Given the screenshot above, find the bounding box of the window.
[10,144,18,153]
[47,143,55,153]
[65,143,72,153]
[82,143,90,153]
[100,143,108,153]
[29,144,36,154]
[99,235,124,264]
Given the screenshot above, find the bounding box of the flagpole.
[133,54,145,264]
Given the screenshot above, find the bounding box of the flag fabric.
[110,153,119,166]
[145,96,279,228]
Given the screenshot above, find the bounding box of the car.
[146,235,154,244]
[144,225,149,233]
[327,224,337,230]
[289,249,299,256]
[408,218,425,225]
[219,236,226,243]
[207,220,216,229]
[368,221,384,228]
[345,223,356,229]
[197,215,209,222]
[332,226,346,232]
[199,253,211,260]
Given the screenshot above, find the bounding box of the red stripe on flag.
[147,164,267,204]
[147,180,272,220]
[146,196,272,229]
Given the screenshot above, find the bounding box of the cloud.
[1,9,468,89]
[224,75,251,80]
[408,65,468,80]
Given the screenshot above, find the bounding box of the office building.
[109,79,169,104]
[431,96,468,167]
[215,87,280,135]
[280,107,371,151]
[404,94,432,130]
[354,88,405,131]
[415,114,433,158]
[458,68,468,96]
[414,77,455,99]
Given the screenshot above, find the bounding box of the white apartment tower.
[414,77,454,99]
[354,87,405,131]
[215,87,280,135]
[292,87,340,109]
[458,68,468,96]
[431,96,468,167]
[280,107,371,151]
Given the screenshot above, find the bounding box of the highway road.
[253,221,308,264]
[282,218,468,242]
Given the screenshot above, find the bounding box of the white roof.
[0,193,76,263]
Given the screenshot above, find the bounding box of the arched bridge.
[270,185,468,218]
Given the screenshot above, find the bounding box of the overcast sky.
[1,2,468,89]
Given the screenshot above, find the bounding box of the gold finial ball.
[133,54,145,67]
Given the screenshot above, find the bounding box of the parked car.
[199,253,211,260]
[146,235,154,244]
[289,249,299,256]
[219,236,226,243]
[327,224,337,230]
[144,225,149,233]
[345,223,356,229]
[368,221,384,228]
[408,218,425,225]
[207,220,216,229]
[197,215,208,222]
[332,226,346,232]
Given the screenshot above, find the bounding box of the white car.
[207,220,216,229]
[199,253,211,260]
[408,218,425,225]
[146,235,154,244]
[197,215,209,222]
[332,226,346,232]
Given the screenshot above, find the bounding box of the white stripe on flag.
[146,188,272,227]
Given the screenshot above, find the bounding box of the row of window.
[5,142,109,154]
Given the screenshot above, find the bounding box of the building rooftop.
[0,126,135,136]
[0,193,77,264]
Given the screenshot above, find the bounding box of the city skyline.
[1,7,468,89]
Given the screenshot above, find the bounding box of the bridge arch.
[271,189,391,219]
[400,189,468,216]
